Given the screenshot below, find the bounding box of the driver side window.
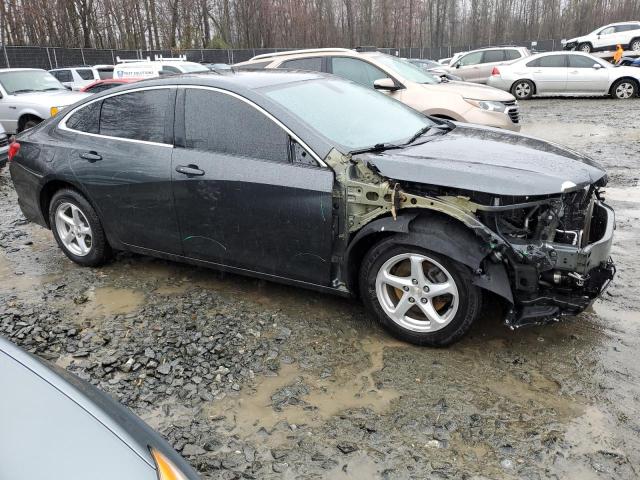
[330,57,387,88]
[457,51,483,67]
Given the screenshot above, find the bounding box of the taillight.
[8,141,20,162]
[491,67,500,76]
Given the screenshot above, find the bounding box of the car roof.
[0,68,46,72]
[604,21,640,26]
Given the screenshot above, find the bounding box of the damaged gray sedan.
[9,71,615,346]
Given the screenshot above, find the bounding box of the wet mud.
[1,98,640,479]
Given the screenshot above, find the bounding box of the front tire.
[511,79,534,100]
[578,42,592,53]
[18,116,42,133]
[629,39,640,52]
[359,239,481,347]
[49,188,111,267]
[611,79,637,99]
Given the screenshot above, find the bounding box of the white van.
[112,56,209,79]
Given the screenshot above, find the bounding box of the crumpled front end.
[475,186,616,327]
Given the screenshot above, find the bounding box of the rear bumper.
[9,161,48,228]
[506,201,616,327]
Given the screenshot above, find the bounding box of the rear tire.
[611,79,637,99]
[359,238,481,347]
[630,39,640,52]
[511,79,534,100]
[578,42,592,53]
[49,188,111,267]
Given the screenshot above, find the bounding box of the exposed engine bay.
[328,149,616,329]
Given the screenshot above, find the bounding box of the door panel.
[69,135,180,253]
[566,56,609,93]
[171,150,334,284]
[530,55,568,92]
[171,87,335,285]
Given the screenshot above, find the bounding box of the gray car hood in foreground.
[360,124,607,197]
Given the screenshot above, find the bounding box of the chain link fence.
[0,41,564,69]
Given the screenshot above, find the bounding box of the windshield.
[0,70,66,94]
[263,78,434,151]
[373,54,439,84]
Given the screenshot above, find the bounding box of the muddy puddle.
[208,337,403,439]
[0,252,58,295]
[75,286,145,321]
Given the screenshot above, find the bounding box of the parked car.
[202,63,232,72]
[487,51,640,99]
[618,56,640,67]
[235,48,521,131]
[0,336,200,480]
[0,68,89,134]
[407,58,463,81]
[444,46,531,84]
[563,21,640,53]
[0,123,9,169]
[113,57,209,79]
[9,71,615,346]
[438,52,467,66]
[80,77,142,93]
[49,65,114,90]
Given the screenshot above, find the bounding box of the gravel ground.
[1,97,640,479]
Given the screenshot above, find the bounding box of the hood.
[16,90,90,107]
[360,124,606,197]
[428,81,515,101]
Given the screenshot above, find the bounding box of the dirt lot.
[1,98,639,479]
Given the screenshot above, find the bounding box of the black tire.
[578,42,592,53]
[511,79,534,100]
[49,188,111,267]
[18,116,42,133]
[629,39,640,52]
[610,78,638,99]
[359,238,481,347]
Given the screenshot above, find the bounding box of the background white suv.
[563,21,640,53]
[49,66,114,90]
[444,46,531,84]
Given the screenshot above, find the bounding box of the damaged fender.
[345,213,513,303]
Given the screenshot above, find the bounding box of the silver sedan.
[487,51,640,99]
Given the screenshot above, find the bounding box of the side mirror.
[373,78,399,91]
[593,63,603,69]
[455,63,461,69]
[65,85,72,90]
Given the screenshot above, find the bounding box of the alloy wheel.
[375,253,459,333]
[55,202,93,256]
[514,82,531,98]
[615,82,635,99]
[580,44,591,53]
[631,40,640,52]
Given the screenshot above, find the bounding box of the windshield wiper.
[43,87,65,91]
[403,125,434,146]
[348,142,402,156]
[11,89,36,94]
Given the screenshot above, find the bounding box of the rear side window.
[538,55,567,68]
[482,50,505,63]
[76,69,95,80]
[280,57,323,72]
[330,57,387,88]
[100,89,170,143]
[66,101,101,134]
[52,70,72,82]
[183,89,289,163]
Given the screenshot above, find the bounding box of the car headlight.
[150,448,188,480]
[50,106,65,117]
[464,98,506,112]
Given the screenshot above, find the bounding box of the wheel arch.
[609,76,639,96]
[344,210,513,303]
[17,112,44,132]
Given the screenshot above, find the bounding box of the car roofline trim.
[58,85,175,148]
[177,84,327,168]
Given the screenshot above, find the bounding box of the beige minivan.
[235,48,520,131]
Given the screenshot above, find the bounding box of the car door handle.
[175,164,205,176]
[79,151,102,162]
